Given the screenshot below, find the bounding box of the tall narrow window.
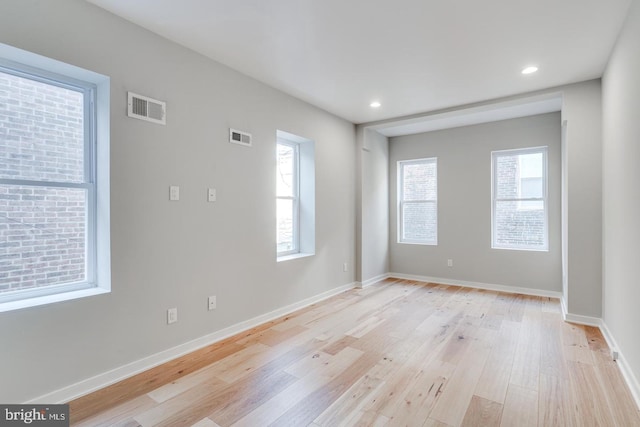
[0,44,110,312]
[276,140,299,255]
[276,130,315,260]
[492,147,548,251]
[398,158,437,245]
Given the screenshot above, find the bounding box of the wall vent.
[127,92,166,125]
[229,128,252,147]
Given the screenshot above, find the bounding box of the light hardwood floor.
[71,279,640,426]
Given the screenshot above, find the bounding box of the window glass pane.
[402,201,437,242]
[276,198,294,253]
[518,200,544,210]
[494,200,545,248]
[0,70,85,183]
[496,152,544,199]
[519,153,543,178]
[521,177,543,199]
[402,162,436,201]
[519,153,543,198]
[0,184,87,293]
[495,155,519,199]
[276,143,295,198]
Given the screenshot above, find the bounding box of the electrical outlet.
[208,295,217,311]
[167,307,178,324]
[612,350,619,361]
[447,259,453,267]
[343,262,348,272]
[169,185,180,201]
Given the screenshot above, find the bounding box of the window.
[276,130,315,260]
[492,147,548,251]
[398,158,437,244]
[0,43,110,311]
[276,140,299,255]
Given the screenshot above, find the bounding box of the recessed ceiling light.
[522,66,539,75]
[370,101,381,108]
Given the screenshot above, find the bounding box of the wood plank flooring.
[71,279,640,426]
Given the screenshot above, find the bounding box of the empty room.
[1,0,640,426]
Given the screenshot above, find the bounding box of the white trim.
[26,282,357,404]
[388,272,562,298]
[561,297,569,321]
[600,322,640,410]
[359,273,391,288]
[276,252,314,263]
[562,312,602,327]
[0,287,109,313]
[559,299,602,326]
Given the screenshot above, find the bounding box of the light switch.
[208,188,217,202]
[169,185,180,201]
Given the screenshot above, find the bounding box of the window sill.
[491,246,549,252]
[0,287,110,313]
[398,241,438,246]
[277,252,314,263]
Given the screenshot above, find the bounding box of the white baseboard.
[560,298,602,326]
[27,281,357,405]
[359,273,390,288]
[388,272,563,298]
[600,321,640,410]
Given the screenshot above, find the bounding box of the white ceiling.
[87,0,631,125]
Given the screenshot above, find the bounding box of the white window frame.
[276,139,300,257]
[0,43,110,312]
[276,130,315,262]
[491,146,548,251]
[398,157,438,245]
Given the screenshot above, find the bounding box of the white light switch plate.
[169,185,180,201]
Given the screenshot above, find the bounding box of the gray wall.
[603,0,640,397]
[0,0,356,402]
[560,80,603,318]
[360,129,389,283]
[389,113,562,292]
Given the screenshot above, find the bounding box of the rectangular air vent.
[127,92,166,125]
[229,128,252,147]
